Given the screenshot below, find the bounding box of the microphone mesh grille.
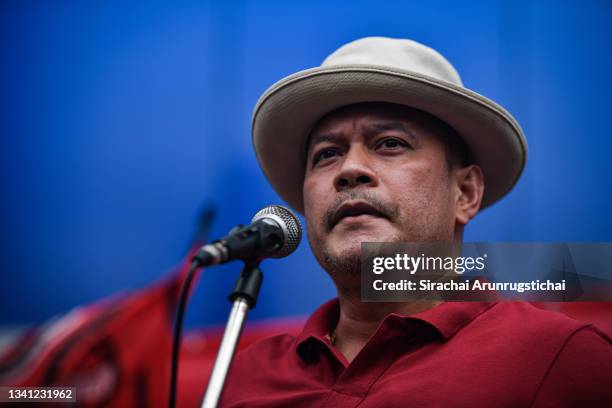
[252,205,302,258]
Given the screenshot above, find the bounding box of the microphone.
[193,205,302,266]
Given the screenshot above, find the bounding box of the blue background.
[1,0,611,327]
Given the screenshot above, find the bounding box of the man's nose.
[333,146,379,190]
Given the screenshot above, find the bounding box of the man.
[220,37,612,407]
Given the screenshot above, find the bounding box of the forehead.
[314,103,416,128]
[307,102,445,150]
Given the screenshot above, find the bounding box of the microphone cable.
[169,205,216,408]
[168,259,200,408]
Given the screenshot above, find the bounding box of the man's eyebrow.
[364,121,419,144]
[307,133,343,152]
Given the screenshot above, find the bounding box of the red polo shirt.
[220,300,612,407]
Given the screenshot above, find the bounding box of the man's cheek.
[303,182,326,220]
[302,179,317,213]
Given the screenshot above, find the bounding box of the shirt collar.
[295,298,496,361]
[295,299,339,360]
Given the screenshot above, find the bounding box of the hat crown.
[322,37,463,87]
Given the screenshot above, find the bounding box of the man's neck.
[330,235,461,362]
[333,294,441,363]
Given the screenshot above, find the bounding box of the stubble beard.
[307,189,456,292]
[319,232,401,279]
[313,214,454,284]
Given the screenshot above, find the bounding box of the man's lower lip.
[336,214,382,225]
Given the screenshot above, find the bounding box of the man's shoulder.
[489,302,597,328]
[225,332,299,391]
[234,332,297,363]
[449,301,611,401]
[482,302,610,345]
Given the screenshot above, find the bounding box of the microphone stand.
[200,259,263,408]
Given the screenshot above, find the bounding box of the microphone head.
[252,205,302,258]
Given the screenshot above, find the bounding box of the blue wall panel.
[1,0,610,327]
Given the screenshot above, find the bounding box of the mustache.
[324,191,400,231]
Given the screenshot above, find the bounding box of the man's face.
[303,103,460,276]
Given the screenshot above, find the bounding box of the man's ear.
[453,164,484,225]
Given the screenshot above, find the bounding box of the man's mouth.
[331,201,387,229]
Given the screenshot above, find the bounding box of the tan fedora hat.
[252,37,527,214]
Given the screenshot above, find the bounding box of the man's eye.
[313,148,338,164]
[377,138,409,150]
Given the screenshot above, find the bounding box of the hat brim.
[252,65,527,214]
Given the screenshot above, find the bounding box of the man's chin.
[321,235,377,274]
[321,246,362,277]
[318,227,402,276]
